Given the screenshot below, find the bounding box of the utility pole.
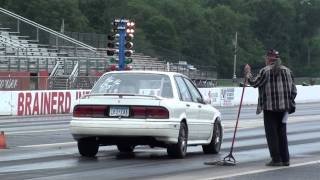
[60,19,65,34]
[232,32,238,81]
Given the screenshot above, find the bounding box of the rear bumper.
[70,118,180,143]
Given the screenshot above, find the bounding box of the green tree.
[245,0,295,63]
[3,0,89,32]
[1,0,319,78]
[204,5,263,77]
[144,15,180,51]
[291,0,320,75]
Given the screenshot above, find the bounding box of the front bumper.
[70,118,180,143]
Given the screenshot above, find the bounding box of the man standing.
[244,49,297,166]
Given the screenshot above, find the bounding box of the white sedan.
[70,71,223,158]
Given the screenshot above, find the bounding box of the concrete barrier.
[0,90,90,116]
[0,85,319,116]
[199,85,320,106]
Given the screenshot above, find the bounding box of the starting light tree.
[107,19,135,70]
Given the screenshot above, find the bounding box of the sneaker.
[282,162,290,166]
[265,160,282,166]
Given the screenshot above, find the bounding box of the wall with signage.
[0,90,90,116]
[0,85,319,116]
[199,85,320,107]
[0,72,30,90]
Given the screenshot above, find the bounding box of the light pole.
[232,32,238,81]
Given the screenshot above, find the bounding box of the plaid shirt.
[246,64,297,114]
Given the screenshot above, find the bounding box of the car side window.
[175,76,192,102]
[183,78,203,103]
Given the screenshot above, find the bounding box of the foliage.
[1,0,320,78]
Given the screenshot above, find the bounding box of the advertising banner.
[0,85,320,116]
[220,88,235,106]
[200,88,235,107]
[10,90,90,116]
[0,72,30,90]
[199,88,220,106]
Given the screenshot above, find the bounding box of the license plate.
[109,106,129,117]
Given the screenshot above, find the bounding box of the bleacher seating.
[59,46,167,71]
[1,7,197,90]
[0,36,56,73]
[0,22,215,90]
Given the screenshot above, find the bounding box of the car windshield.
[91,73,173,98]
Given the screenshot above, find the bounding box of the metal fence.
[0,8,101,58]
[0,75,318,91]
[217,77,320,87]
[64,31,107,49]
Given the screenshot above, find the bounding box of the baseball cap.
[266,49,280,60]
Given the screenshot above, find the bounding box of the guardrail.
[47,61,63,89]
[68,61,79,88]
[1,75,318,91]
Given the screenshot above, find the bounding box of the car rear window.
[91,73,173,98]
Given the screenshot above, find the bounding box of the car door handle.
[198,105,202,108]
[186,104,190,107]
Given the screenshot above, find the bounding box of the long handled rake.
[204,78,247,166]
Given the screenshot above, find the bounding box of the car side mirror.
[203,98,211,104]
[197,97,209,104]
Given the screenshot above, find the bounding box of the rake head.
[204,153,236,166]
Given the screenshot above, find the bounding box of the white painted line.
[201,160,320,180]
[19,141,76,148]
[0,159,77,173]
[6,128,69,135]
[0,119,70,124]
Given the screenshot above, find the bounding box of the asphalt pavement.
[0,102,320,180]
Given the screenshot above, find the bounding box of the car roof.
[103,70,188,78]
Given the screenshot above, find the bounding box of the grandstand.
[0,7,216,90]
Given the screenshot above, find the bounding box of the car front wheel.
[202,120,222,154]
[78,138,99,157]
[167,122,188,158]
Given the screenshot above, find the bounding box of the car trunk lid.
[78,94,162,106]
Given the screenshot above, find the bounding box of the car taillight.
[146,107,170,119]
[73,105,107,118]
[131,106,169,119]
[131,106,146,119]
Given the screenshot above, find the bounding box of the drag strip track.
[0,103,320,180]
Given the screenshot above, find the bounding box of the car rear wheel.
[167,122,188,158]
[117,144,135,153]
[202,120,222,154]
[78,138,99,157]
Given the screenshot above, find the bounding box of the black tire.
[202,120,222,154]
[117,144,135,153]
[77,138,99,157]
[167,122,188,158]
